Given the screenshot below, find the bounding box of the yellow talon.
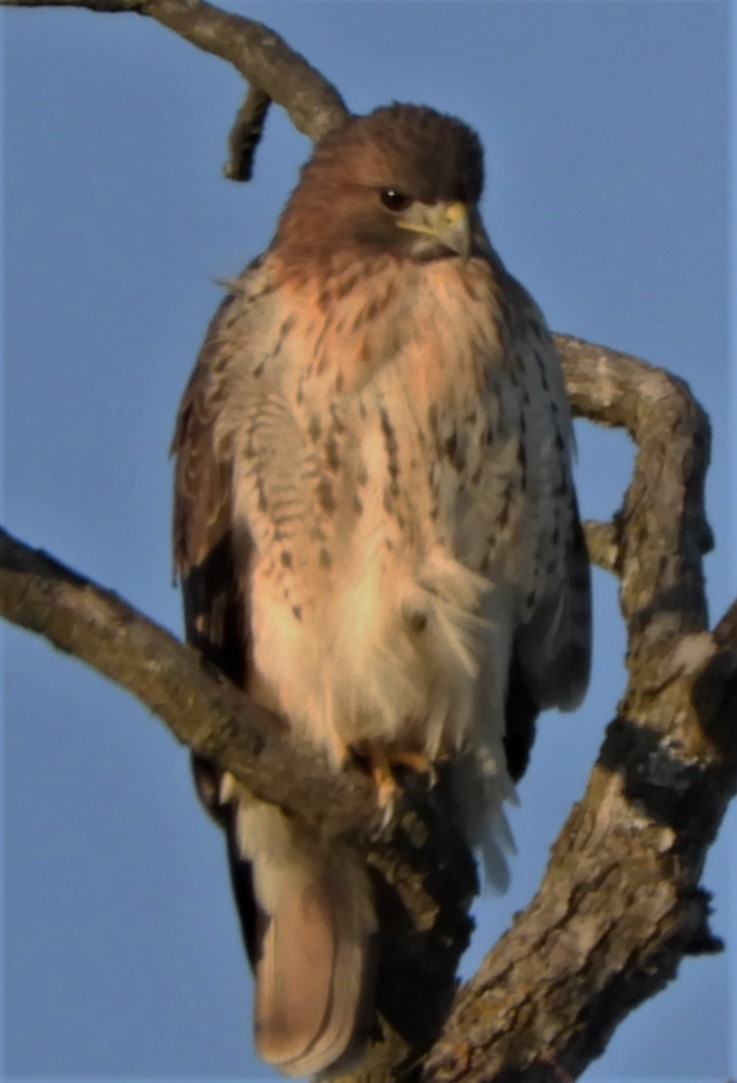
[369,748,400,811]
[386,749,437,785]
[357,745,437,823]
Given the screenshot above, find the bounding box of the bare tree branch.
[3,0,350,174]
[2,2,735,1079]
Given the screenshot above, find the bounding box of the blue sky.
[3,1,734,1080]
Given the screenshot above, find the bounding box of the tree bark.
[2,2,735,1080]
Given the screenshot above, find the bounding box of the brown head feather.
[271,103,484,269]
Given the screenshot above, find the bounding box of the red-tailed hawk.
[172,103,591,1077]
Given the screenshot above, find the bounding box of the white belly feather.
[222,257,535,880]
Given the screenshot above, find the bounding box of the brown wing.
[171,291,260,960]
[172,294,247,688]
[499,279,592,782]
[505,505,591,780]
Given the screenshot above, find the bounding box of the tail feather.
[254,880,336,1073]
[255,874,372,1077]
[221,775,376,1078]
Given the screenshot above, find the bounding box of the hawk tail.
[213,770,376,1077]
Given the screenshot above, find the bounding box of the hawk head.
[272,103,488,266]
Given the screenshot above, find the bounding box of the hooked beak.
[395,200,472,260]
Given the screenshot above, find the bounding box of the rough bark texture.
[3,2,735,1081]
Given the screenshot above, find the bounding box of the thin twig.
[224,84,272,181]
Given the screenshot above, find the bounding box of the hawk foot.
[354,744,437,824]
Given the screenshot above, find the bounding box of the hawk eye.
[379,188,413,212]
